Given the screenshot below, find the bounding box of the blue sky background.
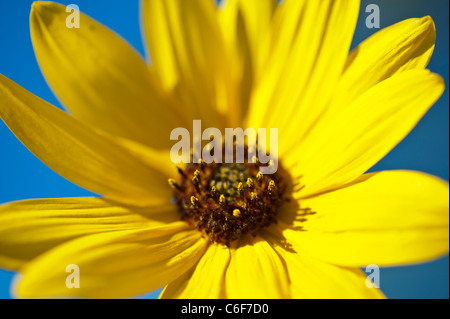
[0,0,448,299]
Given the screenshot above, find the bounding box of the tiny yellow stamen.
[268,180,276,195]
[246,178,254,188]
[191,196,199,206]
[192,175,200,185]
[219,194,226,206]
[256,172,263,184]
[168,178,176,188]
[237,182,243,196]
[233,209,241,217]
[168,178,181,191]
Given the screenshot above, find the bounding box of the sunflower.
[0,0,448,299]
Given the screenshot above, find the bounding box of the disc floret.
[169,158,286,245]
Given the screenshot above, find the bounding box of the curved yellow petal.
[281,170,449,267]
[30,2,184,149]
[0,74,174,206]
[264,231,385,298]
[218,0,276,79]
[142,0,234,128]
[333,16,436,109]
[160,243,230,299]
[0,198,180,271]
[224,235,290,298]
[218,0,277,122]
[14,223,206,298]
[247,0,360,153]
[221,0,276,61]
[284,69,444,197]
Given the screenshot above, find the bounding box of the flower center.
[169,156,287,245]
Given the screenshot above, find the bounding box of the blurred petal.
[281,170,449,266]
[247,0,359,154]
[284,69,444,196]
[0,198,179,270]
[0,74,174,206]
[160,243,230,298]
[14,223,206,298]
[224,235,290,298]
[264,231,385,298]
[218,0,276,78]
[142,0,234,128]
[30,1,184,148]
[218,0,277,121]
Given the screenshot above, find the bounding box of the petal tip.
[417,15,433,24]
[31,1,53,14]
[30,1,63,23]
[415,15,436,34]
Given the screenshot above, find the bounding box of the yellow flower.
[0,0,448,299]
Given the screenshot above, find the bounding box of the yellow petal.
[0,198,180,270]
[160,243,230,298]
[14,223,206,298]
[284,69,444,197]
[0,74,173,206]
[333,16,436,109]
[264,230,385,298]
[218,0,277,122]
[224,235,290,298]
[219,0,276,79]
[30,2,184,149]
[281,170,449,267]
[142,0,234,128]
[247,0,359,152]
